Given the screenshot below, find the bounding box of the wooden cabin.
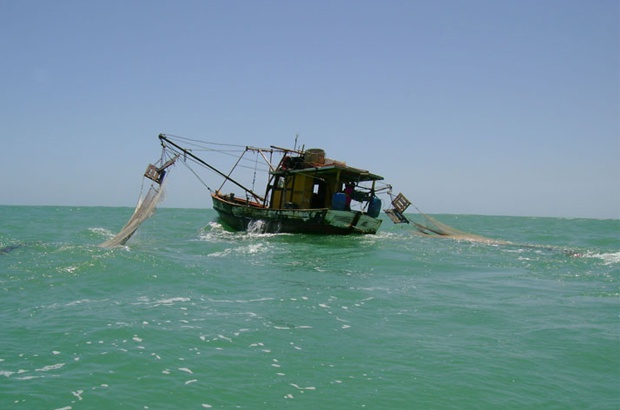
[266,149,384,211]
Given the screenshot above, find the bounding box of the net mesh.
[407,211,509,245]
[386,192,509,245]
[99,181,166,248]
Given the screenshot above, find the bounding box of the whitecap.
[208,248,232,257]
[235,243,271,255]
[585,251,620,265]
[66,299,107,306]
[217,334,233,342]
[157,297,190,305]
[134,296,191,307]
[208,297,274,303]
[199,222,256,242]
[290,383,316,391]
[89,227,114,237]
[36,363,65,372]
[245,243,263,254]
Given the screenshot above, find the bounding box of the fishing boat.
[153,134,411,235]
[100,134,490,248]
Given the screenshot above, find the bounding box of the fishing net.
[99,180,166,248]
[385,192,509,245]
[407,212,509,244]
[99,152,177,248]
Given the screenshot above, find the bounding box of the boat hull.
[212,194,382,234]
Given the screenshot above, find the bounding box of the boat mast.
[158,134,265,203]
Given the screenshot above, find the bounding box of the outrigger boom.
[159,134,265,203]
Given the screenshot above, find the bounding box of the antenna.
[294,133,299,151]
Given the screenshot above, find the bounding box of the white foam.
[66,299,106,306]
[290,383,316,391]
[208,297,274,304]
[585,251,620,265]
[245,219,263,234]
[208,241,274,257]
[158,297,190,305]
[89,227,114,237]
[134,296,191,307]
[36,363,65,372]
[208,249,232,257]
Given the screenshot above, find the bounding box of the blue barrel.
[367,197,382,217]
[332,192,347,210]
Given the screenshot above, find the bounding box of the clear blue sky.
[1,0,618,219]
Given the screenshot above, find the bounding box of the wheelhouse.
[266,149,384,212]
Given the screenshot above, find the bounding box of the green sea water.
[1,206,618,409]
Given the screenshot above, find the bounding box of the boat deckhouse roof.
[271,163,384,182]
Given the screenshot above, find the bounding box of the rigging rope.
[251,152,259,193]
[164,134,246,149]
[181,156,213,193]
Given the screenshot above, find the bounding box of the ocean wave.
[583,251,620,265]
[133,296,191,307]
[207,243,272,258]
[88,227,115,238]
[35,363,65,372]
